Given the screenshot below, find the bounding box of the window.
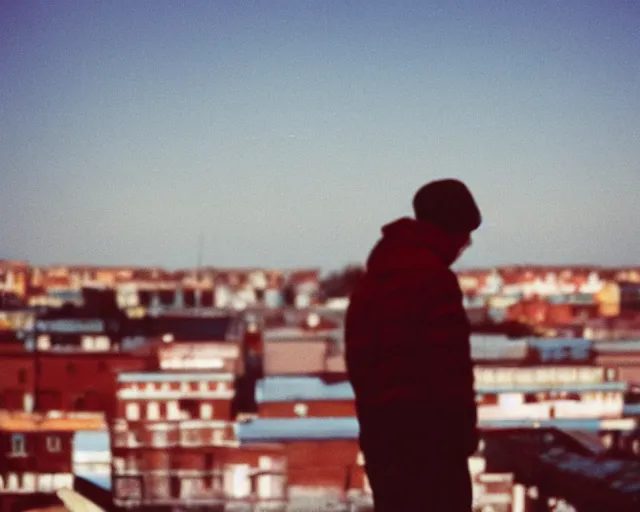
[38,473,54,493]
[152,430,168,448]
[82,336,95,350]
[167,400,180,420]
[46,436,61,453]
[22,473,36,491]
[7,473,19,491]
[11,434,26,456]
[147,402,160,420]
[95,335,110,350]
[200,404,213,420]
[23,393,34,413]
[126,403,140,421]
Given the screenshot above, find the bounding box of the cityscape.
[2,2,639,511]
[1,260,640,511]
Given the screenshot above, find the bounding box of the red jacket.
[345,218,477,447]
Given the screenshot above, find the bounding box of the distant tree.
[320,265,365,299]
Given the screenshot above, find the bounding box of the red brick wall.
[0,355,35,410]
[259,400,356,418]
[0,430,72,473]
[284,440,365,492]
[286,440,359,471]
[596,354,640,383]
[0,493,62,512]
[36,353,153,416]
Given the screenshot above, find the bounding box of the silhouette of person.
[345,179,482,511]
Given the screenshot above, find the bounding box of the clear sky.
[1,1,639,273]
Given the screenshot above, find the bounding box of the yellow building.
[596,282,621,317]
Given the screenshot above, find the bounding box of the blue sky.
[1,1,639,272]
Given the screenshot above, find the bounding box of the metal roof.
[237,418,360,442]
[256,377,354,403]
[237,417,638,444]
[118,371,234,382]
[256,376,627,404]
[595,340,640,353]
[477,382,627,394]
[73,430,110,452]
[623,404,640,416]
[482,418,637,432]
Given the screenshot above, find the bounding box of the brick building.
[110,339,286,510]
[0,413,100,512]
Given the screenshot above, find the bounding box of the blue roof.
[118,372,232,382]
[527,338,592,362]
[237,416,637,443]
[76,473,112,491]
[256,377,626,404]
[481,418,636,432]
[478,382,627,394]
[237,418,360,442]
[74,430,110,452]
[256,377,354,403]
[623,404,640,416]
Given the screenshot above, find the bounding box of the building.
[597,281,640,318]
[110,336,286,510]
[0,413,95,512]
[72,430,111,491]
[237,417,367,508]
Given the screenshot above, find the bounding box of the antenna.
[196,229,204,282]
[195,229,204,314]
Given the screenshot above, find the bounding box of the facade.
[0,353,35,413]
[34,351,156,417]
[0,413,77,512]
[237,417,367,507]
[111,337,286,510]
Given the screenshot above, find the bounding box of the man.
[345,179,481,511]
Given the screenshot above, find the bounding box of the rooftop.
[118,371,235,383]
[0,412,106,432]
[73,430,110,452]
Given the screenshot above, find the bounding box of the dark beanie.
[412,179,482,233]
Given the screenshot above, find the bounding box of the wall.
[259,401,356,419]
[0,354,35,411]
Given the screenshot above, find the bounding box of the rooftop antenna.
[196,229,204,314]
[196,229,204,282]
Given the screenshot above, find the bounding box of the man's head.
[412,179,481,260]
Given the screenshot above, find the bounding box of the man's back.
[345,217,476,417]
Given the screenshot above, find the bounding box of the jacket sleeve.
[418,270,478,455]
